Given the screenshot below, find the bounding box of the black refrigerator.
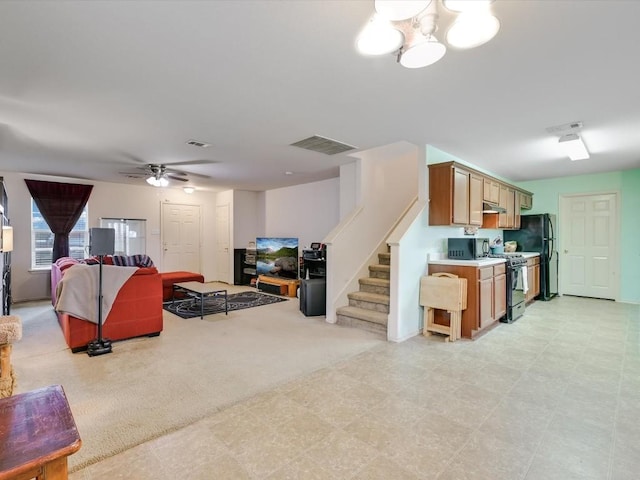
[504,213,558,301]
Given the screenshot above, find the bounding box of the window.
[99,218,146,255]
[31,200,89,269]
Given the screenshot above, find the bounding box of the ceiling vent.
[186,139,212,148]
[290,135,357,155]
[545,121,583,134]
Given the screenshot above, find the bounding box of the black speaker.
[89,228,115,256]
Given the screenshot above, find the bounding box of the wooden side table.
[0,385,81,480]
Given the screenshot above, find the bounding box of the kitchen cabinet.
[483,177,500,205]
[428,261,506,339]
[520,193,533,210]
[429,163,482,226]
[429,161,533,229]
[525,256,540,303]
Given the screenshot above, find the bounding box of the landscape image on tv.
[256,237,299,279]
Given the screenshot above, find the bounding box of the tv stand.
[257,275,299,297]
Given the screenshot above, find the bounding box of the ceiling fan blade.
[165,159,219,166]
[167,174,189,182]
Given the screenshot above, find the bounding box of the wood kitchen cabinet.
[429,163,482,226]
[428,261,506,339]
[429,161,533,229]
[520,193,533,210]
[525,256,540,303]
[483,177,500,205]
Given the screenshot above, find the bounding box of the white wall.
[232,190,261,248]
[2,171,217,302]
[264,178,340,250]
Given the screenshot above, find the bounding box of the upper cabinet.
[429,163,483,226]
[428,162,533,229]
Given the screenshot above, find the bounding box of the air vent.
[545,121,583,134]
[290,135,357,155]
[186,139,212,148]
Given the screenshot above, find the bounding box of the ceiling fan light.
[374,0,431,21]
[442,0,494,13]
[357,15,404,55]
[446,12,500,49]
[399,34,446,68]
[158,177,169,187]
[146,176,157,186]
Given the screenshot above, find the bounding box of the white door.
[560,193,618,300]
[216,204,231,283]
[162,203,201,273]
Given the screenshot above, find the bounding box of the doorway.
[559,192,619,300]
[161,203,201,273]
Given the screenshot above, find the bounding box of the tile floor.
[70,295,639,480]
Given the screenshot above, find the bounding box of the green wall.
[518,169,640,304]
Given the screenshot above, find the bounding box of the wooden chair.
[419,273,467,342]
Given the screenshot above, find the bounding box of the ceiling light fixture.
[146,175,169,187]
[357,0,500,68]
[559,133,590,161]
[183,186,195,194]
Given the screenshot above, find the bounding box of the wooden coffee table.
[172,282,228,319]
[0,384,81,480]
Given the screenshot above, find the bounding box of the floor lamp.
[87,227,115,357]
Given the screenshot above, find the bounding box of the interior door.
[162,203,201,273]
[216,204,231,283]
[560,193,618,299]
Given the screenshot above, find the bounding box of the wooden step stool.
[419,273,467,342]
[0,315,22,398]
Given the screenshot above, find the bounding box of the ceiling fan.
[118,160,215,187]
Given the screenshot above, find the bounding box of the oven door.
[511,265,526,307]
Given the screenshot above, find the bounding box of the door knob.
[564,249,568,253]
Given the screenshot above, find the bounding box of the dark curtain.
[25,179,93,262]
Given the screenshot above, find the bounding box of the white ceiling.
[1,1,639,192]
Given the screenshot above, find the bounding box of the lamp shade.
[356,15,404,55]
[400,34,446,68]
[446,11,500,49]
[2,226,13,253]
[374,0,430,21]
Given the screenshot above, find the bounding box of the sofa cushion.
[112,254,154,268]
[55,257,79,272]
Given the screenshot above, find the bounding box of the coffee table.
[172,282,228,319]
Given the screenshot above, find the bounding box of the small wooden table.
[0,384,81,480]
[172,282,228,319]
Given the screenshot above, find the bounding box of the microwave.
[447,238,490,260]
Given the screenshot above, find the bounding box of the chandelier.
[356,0,500,68]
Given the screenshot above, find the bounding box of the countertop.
[428,252,540,267]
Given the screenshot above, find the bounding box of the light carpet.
[11,285,384,472]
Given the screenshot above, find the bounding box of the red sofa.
[51,257,163,352]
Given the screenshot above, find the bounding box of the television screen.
[256,237,299,279]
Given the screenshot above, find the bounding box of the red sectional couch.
[51,257,163,352]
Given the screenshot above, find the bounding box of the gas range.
[486,253,528,267]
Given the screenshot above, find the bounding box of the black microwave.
[447,238,490,260]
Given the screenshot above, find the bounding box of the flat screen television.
[256,237,299,279]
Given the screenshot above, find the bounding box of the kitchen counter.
[428,251,539,267]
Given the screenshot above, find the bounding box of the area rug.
[163,290,287,319]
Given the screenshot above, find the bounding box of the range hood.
[482,202,506,214]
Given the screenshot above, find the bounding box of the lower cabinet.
[526,256,540,303]
[428,262,506,339]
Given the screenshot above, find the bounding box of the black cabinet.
[234,248,257,285]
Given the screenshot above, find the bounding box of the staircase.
[336,251,390,337]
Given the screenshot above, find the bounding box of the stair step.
[336,306,387,336]
[369,264,390,280]
[378,252,391,266]
[359,277,390,295]
[347,291,390,313]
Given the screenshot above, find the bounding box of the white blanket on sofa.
[55,264,138,324]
